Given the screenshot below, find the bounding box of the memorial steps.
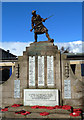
[0,106,82,119]
[8,106,71,114]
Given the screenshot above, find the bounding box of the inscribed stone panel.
[24,89,59,106]
[38,56,44,86]
[47,56,54,86]
[64,80,71,99]
[29,56,35,86]
[14,80,20,98]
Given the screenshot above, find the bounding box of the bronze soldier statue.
[30,10,54,42]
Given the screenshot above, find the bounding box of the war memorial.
[0,10,84,119]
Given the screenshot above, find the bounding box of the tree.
[61,46,70,53]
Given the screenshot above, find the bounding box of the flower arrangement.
[40,112,50,116]
[38,106,47,109]
[11,104,23,107]
[1,107,8,112]
[46,106,55,110]
[54,105,62,109]
[69,108,82,117]
[62,105,72,110]
[69,112,80,117]
[15,110,31,115]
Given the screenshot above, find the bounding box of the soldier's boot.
[46,32,54,42]
[34,33,37,42]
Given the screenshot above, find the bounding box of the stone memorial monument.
[0,10,83,119]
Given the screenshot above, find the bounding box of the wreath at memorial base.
[40,112,50,116]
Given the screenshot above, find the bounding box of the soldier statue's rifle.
[30,15,54,32]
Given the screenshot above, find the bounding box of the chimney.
[7,50,10,53]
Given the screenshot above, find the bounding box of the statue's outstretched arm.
[38,15,45,22]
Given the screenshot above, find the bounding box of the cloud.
[0,40,83,56]
[0,41,31,56]
[56,40,83,53]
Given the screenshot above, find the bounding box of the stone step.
[1,111,82,119]
[1,106,82,119]
[8,106,71,114]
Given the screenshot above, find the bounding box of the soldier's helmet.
[32,10,36,15]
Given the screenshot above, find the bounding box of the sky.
[1,2,83,55]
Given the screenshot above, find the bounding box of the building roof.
[65,53,84,60]
[0,48,17,60]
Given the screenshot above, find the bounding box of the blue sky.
[2,2,82,43]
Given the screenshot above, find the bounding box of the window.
[70,64,76,74]
[81,64,84,76]
[0,66,12,83]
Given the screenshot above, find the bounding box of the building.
[65,53,84,82]
[0,48,17,83]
